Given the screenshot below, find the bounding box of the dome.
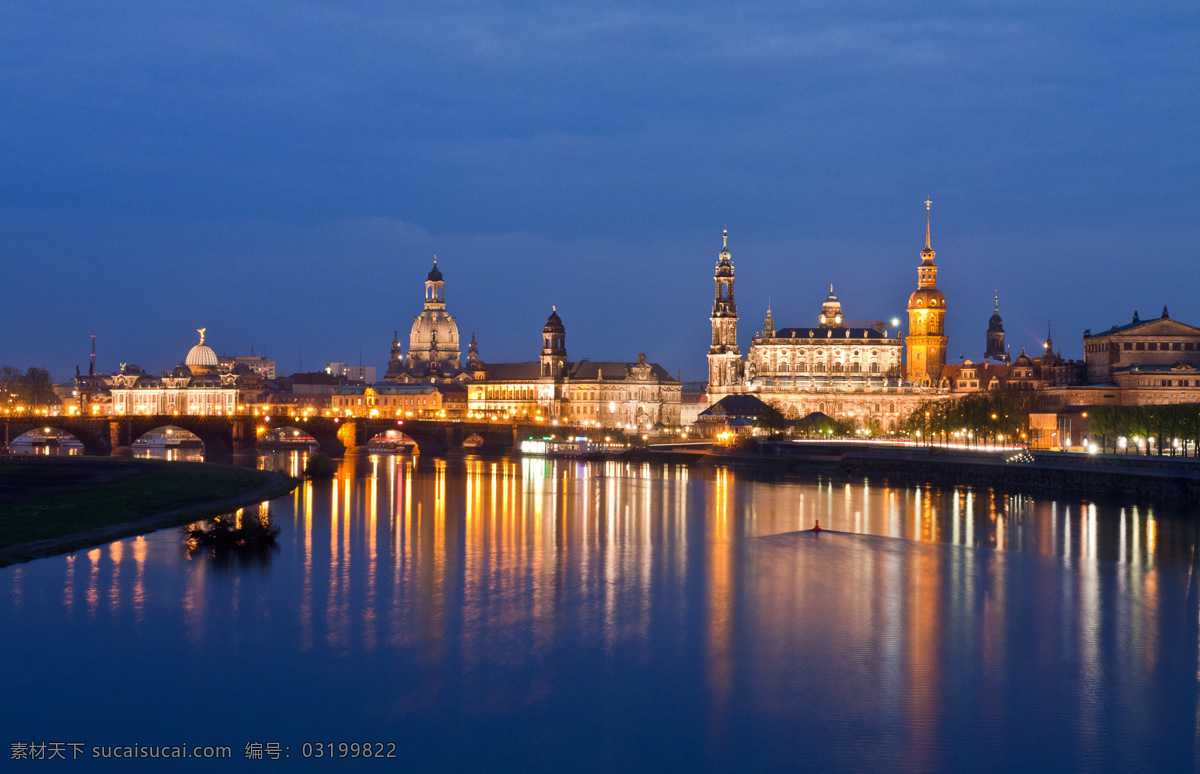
[185,344,217,367]
[988,312,1004,332]
[185,327,218,370]
[907,288,946,309]
[407,310,460,368]
[543,307,564,333]
[427,262,443,282]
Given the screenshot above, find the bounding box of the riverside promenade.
[640,440,1200,500]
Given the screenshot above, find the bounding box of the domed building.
[386,260,472,383]
[109,328,248,415]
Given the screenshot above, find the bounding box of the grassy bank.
[0,456,298,564]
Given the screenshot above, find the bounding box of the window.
[1148,343,1157,351]
[1174,342,1182,351]
[1136,343,1145,351]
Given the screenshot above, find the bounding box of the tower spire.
[924,199,932,251]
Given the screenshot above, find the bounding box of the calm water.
[3,453,1199,772]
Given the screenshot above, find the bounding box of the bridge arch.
[7,426,84,455]
[131,425,205,460]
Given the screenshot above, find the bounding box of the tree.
[0,366,58,409]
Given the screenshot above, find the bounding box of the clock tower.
[905,201,948,385]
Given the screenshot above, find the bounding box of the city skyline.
[3,2,1197,381]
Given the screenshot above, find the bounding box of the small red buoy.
[813,520,821,533]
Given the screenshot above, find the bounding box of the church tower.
[985,294,1007,362]
[708,229,741,396]
[541,306,567,378]
[905,201,948,384]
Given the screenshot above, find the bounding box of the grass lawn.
[0,456,295,550]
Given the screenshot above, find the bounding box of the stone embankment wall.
[701,441,1200,501]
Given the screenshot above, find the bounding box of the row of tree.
[1087,403,1200,456]
[900,389,1041,446]
[0,366,58,409]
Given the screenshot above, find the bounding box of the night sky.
[2,2,1197,382]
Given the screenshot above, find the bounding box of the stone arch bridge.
[2,415,554,457]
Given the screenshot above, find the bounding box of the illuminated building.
[108,329,256,415]
[1081,307,1200,389]
[368,266,682,429]
[702,222,938,433]
[469,308,682,430]
[707,229,741,394]
[332,383,466,419]
[385,259,472,383]
[905,200,948,384]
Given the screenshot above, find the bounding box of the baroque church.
[376,261,682,429]
[705,205,947,433]
[385,260,480,384]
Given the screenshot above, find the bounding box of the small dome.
[427,262,443,282]
[543,307,564,333]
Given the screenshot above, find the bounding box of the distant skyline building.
[325,362,376,384]
[218,352,276,380]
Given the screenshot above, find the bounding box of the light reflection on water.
[1,453,1198,772]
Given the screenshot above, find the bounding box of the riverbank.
[0,456,298,567]
[629,441,1200,500]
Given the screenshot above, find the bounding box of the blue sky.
[2,1,1197,381]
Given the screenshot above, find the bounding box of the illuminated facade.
[108,329,250,415]
[332,383,467,419]
[386,260,473,383]
[905,201,948,384]
[469,309,682,430]
[703,225,937,433]
[707,229,741,394]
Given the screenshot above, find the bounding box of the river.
[2,452,1198,771]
